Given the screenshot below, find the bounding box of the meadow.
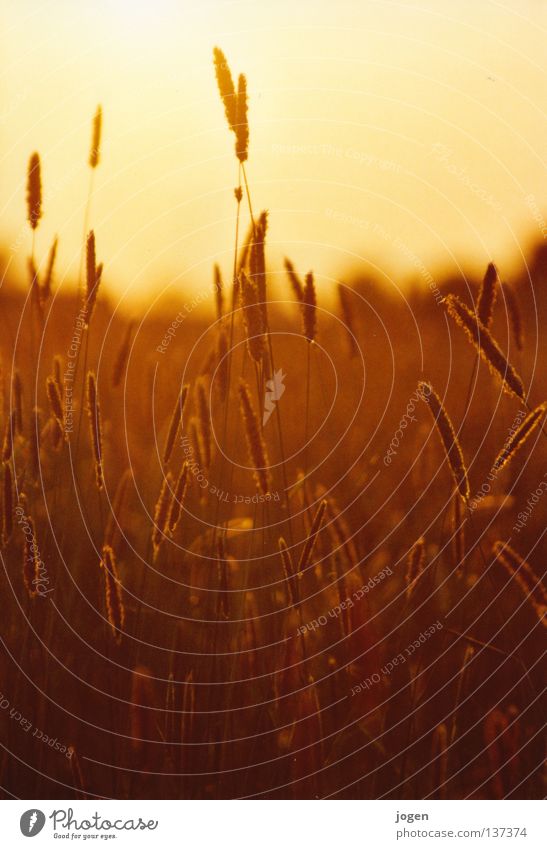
[0,49,545,800]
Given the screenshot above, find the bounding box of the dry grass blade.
[444,295,525,400]
[298,499,327,573]
[216,536,230,620]
[100,545,125,642]
[419,381,470,502]
[492,402,546,472]
[86,371,103,490]
[26,152,42,230]
[476,262,498,329]
[163,384,189,465]
[238,380,271,495]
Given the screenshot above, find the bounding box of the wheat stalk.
[493,541,546,625]
[302,271,317,343]
[89,105,103,169]
[250,212,268,322]
[284,258,304,301]
[2,462,13,546]
[216,328,229,401]
[214,264,224,321]
[235,74,249,163]
[100,544,125,642]
[26,152,42,231]
[239,269,265,364]
[111,322,134,388]
[238,380,271,495]
[492,402,546,472]
[12,371,23,435]
[168,461,188,534]
[338,284,358,357]
[85,231,102,324]
[501,283,524,352]
[152,472,173,558]
[1,411,16,463]
[42,236,58,302]
[451,492,466,569]
[195,378,211,470]
[476,262,498,329]
[279,536,299,607]
[86,371,103,490]
[105,468,132,547]
[419,381,470,502]
[406,536,426,595]
[213,47,237,131]
[163,384,189,465]
[298,499,327,573]
[46,376,65,440]
[22,513,40,598]
[444,295,525,400]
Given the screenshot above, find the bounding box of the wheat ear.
[238,380,271,495]
[163,384,189,465]
[86,371,103,490]
[302,272,317,343]
[89,105,102,169]
[419,381,470,502]
[235,74,249,163]
[2,462,13,546]
[476,262,498,329]
[152,472,173,558]
[444,295,525,400]
[213,47,237,130]
[26,152,42,231]
[298,499,327,573]
[100,545,125,641]
[493,540,546,625]
[168,461,189,534]
[492,402,546,472]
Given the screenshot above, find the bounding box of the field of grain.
[0,48,545,800]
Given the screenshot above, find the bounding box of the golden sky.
[1,0,545,306]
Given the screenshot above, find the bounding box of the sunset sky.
[1,0,545,306]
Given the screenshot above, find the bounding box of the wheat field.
[0,47,545,801]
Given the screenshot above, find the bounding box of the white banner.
[0,800,543,848]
